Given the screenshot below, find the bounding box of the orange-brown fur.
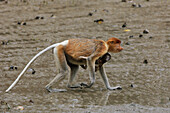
[65,39,107,61]
[65,38,122,62]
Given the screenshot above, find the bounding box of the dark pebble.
[22,22,26,25]
[40,17,44,19]
[125,42,130,45]
[149,36,153,39]
[132,3,137,7]
[130,84,134,87]
[1,41,5,45]
[122,0,127,2]
[122,22,127,28]
[88,12,93,16]
[9,66,17,70]
[143,29,149,34]
[138,4,142,7]
[35,16,44,19]
[0,0,8,3]
[94,19,104,23]
[31,68,36,74]
[129,35,133,38]
[9,66,14,70]
[1,41,8,45]
[103,9,109,12]
[17,22,21,25]
[29,99,34,103]
[143,59,148,64]
[14,67,18,70]
[18,22,26,25]
[32,70,36,74]
[130,103,136,107]
[139,34,143,38]
[0,101,6,105]
[35,16,40,19]
[28,68,36,74]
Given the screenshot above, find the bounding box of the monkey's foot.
[68,84,83,89]
[46,86,67,92]
[80,83,88,87]
[108,86,122,90]
[80,83,93,88]
[68,83,90,89]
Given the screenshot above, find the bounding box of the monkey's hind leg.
[45,45,69,92]
[67,62,82,89]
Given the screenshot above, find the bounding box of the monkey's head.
[107,37,123,53]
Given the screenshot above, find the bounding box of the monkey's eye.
[116,40,121,44]
[110,41,114,44]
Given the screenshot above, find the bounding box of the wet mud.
[0,0,170,112]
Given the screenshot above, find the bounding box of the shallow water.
[0,0,170,112]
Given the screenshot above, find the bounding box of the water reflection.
[45,88,169,108]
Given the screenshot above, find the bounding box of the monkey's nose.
[119,47,123,51]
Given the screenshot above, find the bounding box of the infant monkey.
[80,53,111,72]
[5,38,123,93]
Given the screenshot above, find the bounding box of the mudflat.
[0,0,170,112]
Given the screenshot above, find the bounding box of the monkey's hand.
[107,86,122,90]
[68,83,90,89]
[68,84,84,89]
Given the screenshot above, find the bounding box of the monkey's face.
[107,38,123,53]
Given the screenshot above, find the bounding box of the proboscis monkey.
[5,38,123,92]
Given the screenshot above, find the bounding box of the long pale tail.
[5,40,68,92]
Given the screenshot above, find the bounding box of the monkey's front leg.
[84,57,96,88]
[99,65,122,90]
[78,56,96,88]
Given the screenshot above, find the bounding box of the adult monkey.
[5,38,123,92]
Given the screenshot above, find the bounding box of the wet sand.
[0,0,170,112]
